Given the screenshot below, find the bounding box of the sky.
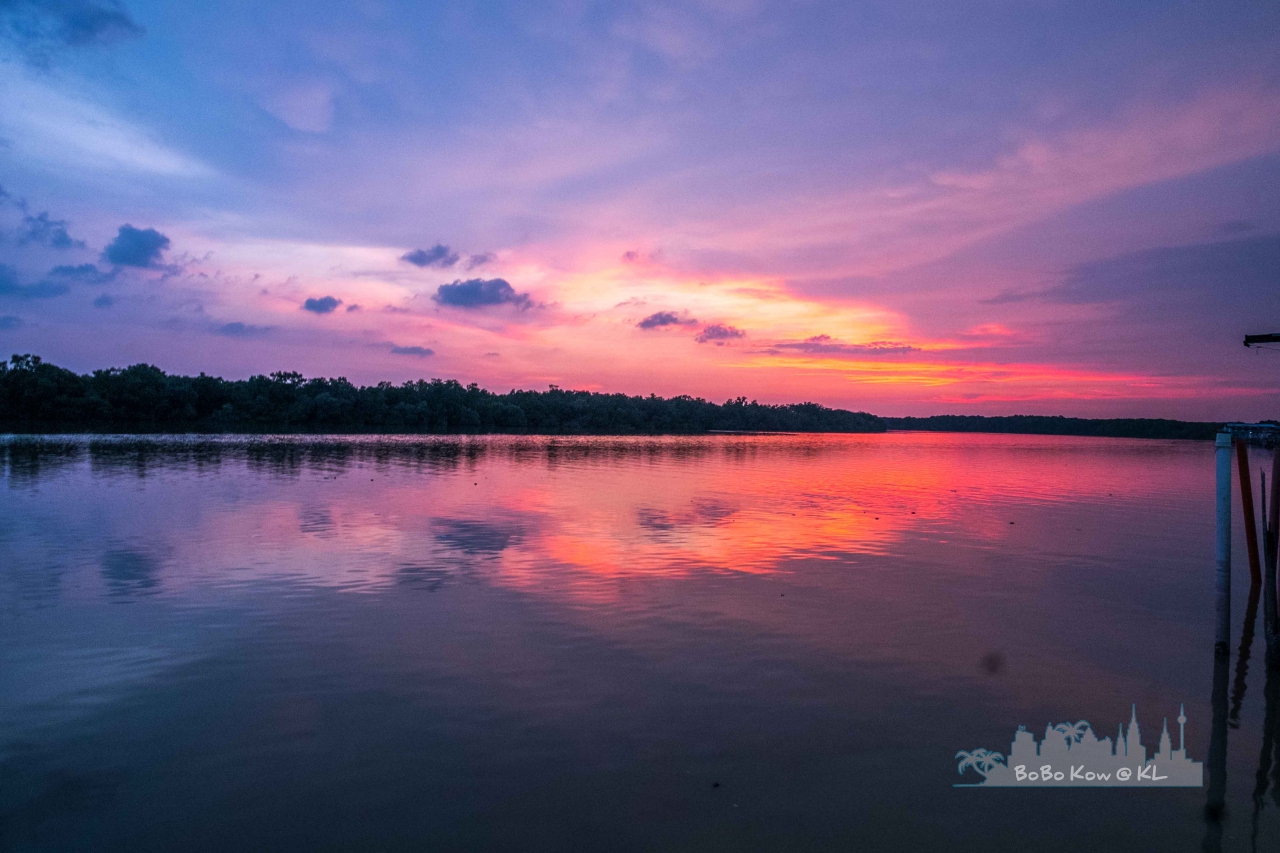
[0,0,1278,418]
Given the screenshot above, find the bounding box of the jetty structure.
[1206,335,1279,843]
[1214,422,1280,656]
[1210,332,1280,657]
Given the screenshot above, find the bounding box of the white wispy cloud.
[0,61,212,179]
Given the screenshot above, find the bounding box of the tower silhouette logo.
[955,704,1203,787]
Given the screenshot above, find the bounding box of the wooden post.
[1270,450,1280,573]
[1216,433,1232,650]
[1237,438,1262,584]
[1265,449,1280,668]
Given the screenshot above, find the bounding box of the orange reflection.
[142,433,1205,607]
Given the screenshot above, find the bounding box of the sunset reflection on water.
[2,432,1271,852]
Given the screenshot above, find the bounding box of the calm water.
[1,432,1277,851]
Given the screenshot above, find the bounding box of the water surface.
[1,433,1275,851]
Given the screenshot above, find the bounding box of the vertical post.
[1216,432,1233,650]
[1203,639,1229,845]
[1269,449,1280,572]
[1266,449,1280,667]
[1237,438,1262,584]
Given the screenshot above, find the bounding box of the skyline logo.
[955,704,1203,787]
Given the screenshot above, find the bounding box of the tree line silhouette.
[0,355,1231,438]
[882,414,1224,441]
[0,355,884,434]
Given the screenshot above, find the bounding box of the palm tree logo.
[1049,717,1090,742]
[955,748,1006,780]
[1053,720,1093,743]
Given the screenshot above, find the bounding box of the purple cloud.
[302,295,342,314]
[103,225,170,267]
[638,311,696,329]
[696,323,745,344]
[402,244,459,268]
[390,344,434,357]
[433,278,531,310]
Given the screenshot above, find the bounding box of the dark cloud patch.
[434,518,526,554]
[302,295,342,314]
[401,244,459,268]
[93,293,113,308]
[1,0,144,53]
[696,323,745,344]
[0,190,84,249]
[621,250,641,262]
[345,303,361,312]
[769,335,918,356]
[0,264,69,299]
[103,224,169,267]
[217,321,273,338]
[0,315,23,329]
[390,344,433,358]
[433,278,532,310]
[465,252,495,270]
[638,311,696,329]
[48,262,115,284]
[18,212,84,249]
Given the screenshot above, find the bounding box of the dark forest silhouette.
[883,414,1223,441]
[0,355,883,434]
[0,354,1233,437]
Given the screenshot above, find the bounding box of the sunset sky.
[1,0,1278,418]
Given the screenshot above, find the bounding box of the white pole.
[1216,432,1233,649]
